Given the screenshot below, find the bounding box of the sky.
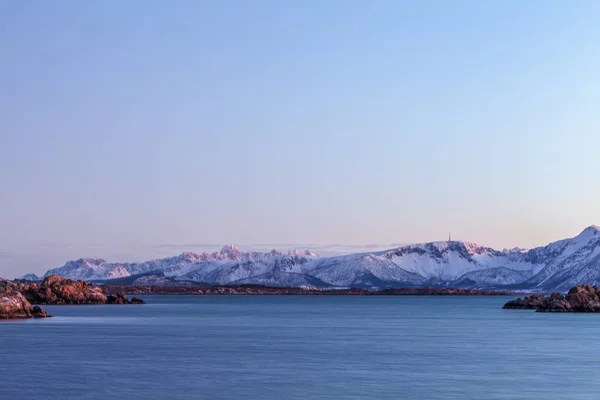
[1,1,600,277]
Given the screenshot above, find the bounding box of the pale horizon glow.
[1,1,600,277]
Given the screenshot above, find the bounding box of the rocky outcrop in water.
[1,276,144,315]
[502,294,546,309]
[30,305,49,318]
[503,284,600,312]
[106,292,146,304]
[561,285,600,312]
[536,292,572,312]
[17,275,146,305]
[20,275,107,305]
[0,279,49,319]
[106,293,128,304]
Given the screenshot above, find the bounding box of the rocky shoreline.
[1,280,49,319]
[103,284,513,296]
[0,276,146,319]
[503,284,600,312]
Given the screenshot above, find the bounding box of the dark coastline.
[102,284,514,296]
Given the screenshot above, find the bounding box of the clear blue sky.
[1,1,599,277]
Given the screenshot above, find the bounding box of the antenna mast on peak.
[448,232,451,242]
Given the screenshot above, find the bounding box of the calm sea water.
[2,295,600,399]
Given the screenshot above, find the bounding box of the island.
[0,275,146,319]
[503,284,600,312]
[19,275,145,305]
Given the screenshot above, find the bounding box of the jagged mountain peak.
[389,240,496,257]
[214,245,243,261]
[176,252,206,263]
[72,258,107,265]
[458,241,497,255]
[212,246,317,260]
[220,244,240,252]
[287,249,318,257]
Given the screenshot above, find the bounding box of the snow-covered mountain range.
[23,226,600,292]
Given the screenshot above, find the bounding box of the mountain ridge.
[22,226,600,292]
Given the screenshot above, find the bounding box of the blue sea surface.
[2,295,600,399]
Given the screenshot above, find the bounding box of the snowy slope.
[230,272,330,288]
[43,246,317,282]
[383,241,534,281]
[450,267,532,288]
[43,258,130,281]
[35,226,600,291]
[306,253,426,288]
[17,273,41,281]
[521,226,600,291]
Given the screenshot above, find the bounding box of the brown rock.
[564,284,600,312]
[0,285,50,319]
[503,285,600,312]
[3,276,145,311]
[502,294,545,309]
[536,292,572,312]
[106,292,146,304]
[31,305,49,318]
[21,275,107,305]
[107,292,128,304]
